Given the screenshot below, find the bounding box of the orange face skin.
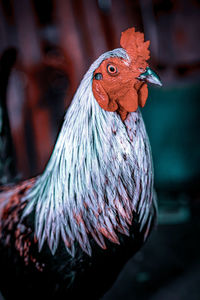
[92,27,150,121]
[92,57,149,121]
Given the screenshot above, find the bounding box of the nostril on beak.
[138,67,162,86]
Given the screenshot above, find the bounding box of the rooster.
[0,28,161,300]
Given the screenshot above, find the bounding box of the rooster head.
[92,27,162,121]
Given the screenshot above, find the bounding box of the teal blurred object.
[142,83,200,188]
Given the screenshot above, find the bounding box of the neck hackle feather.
[22,47,153,257]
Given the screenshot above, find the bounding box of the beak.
[138,67,162,86]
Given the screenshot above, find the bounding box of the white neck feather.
[22,49,154,256]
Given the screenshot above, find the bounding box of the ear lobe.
[92,80,118,112]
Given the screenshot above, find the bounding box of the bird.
[0,27,162,300]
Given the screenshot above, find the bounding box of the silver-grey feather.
[22,48,155,256]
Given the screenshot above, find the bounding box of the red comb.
[120,28,150,64]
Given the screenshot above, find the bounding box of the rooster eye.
[107,64,118,75]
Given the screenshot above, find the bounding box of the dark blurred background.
[0,0,200,299]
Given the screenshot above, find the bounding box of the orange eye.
[107,64,118,75]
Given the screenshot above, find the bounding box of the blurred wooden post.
[12,0,52,176]
[54,0,86,106]
[12,0,41,68]
[110,0,130,42]
[82,0,107,60]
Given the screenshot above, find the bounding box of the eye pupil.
[107,64,117,74]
